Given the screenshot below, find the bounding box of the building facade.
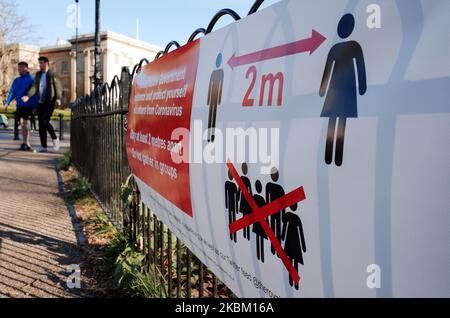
[1,44,40,99]
[9,31,161,107]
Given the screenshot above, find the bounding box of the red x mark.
[227,161,306,285]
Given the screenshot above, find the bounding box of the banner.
[127,0,450,298]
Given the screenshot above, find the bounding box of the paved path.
[0,129,85,298]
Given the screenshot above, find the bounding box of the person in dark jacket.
[5,62,37,151]
[23,56,62,153]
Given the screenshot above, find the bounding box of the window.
[62,89,68,103]
[61,60,69,74]
[114,53,120,65]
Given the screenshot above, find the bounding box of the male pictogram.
[207,53,224,143]
[252,180,269,263]
[238,163,253,241]
[265,167,286,257]
[319,13,367,166]
[225,170,239,243]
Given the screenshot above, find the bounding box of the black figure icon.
[282,203,307,290]
[319,13,367,167]
[225,169,239,243]
[252,180,268,263]
[265,167,286,257]
[238,163,253,241]
[207,53,224,143]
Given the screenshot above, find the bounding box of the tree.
[0,0,36,103]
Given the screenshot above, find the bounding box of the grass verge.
[59,150,167,298]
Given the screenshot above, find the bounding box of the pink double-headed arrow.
[228,29,326,70]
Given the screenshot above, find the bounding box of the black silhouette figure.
[265,167,286,257]
[282,203,307,290]
[207,53,224,143]
[253,180,268,263]
[225,169,239,243]
[319,13,367,167]
[238,163,253,241]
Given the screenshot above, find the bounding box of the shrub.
[59,149,72,171]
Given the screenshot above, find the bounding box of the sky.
[17,0,281,49]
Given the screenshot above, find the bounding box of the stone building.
[6,31,161,107]
[1,44,40,99]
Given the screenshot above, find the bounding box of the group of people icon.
[224,164,307,290]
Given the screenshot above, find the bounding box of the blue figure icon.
[207,53,224,143]
[320,13,367,167]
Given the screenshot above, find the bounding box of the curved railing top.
[72,0,270,116]
[205,9,241,34]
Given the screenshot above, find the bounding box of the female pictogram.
[282,203,307,290]
[319,13,367,166]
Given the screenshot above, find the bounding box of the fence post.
[13,112,19,141]
[59,113,64,141]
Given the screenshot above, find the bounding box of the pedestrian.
[22,56,61,153]
[4,62,37,151]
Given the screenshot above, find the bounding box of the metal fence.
[71,0,268,298]
[10,112,67,141]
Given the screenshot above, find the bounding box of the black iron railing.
[71,0,269,298]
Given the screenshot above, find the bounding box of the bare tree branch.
[0,0,38,102]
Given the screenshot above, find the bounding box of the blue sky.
[17,0,280,48]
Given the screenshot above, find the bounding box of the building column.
[102,48,108,84]
[84,49,91,95]
[70,51,77,102]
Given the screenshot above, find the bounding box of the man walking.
[5,62,37,151]
[23,56,61,153]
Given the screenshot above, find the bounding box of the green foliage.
[111,239,167,298]
[52,109,72,121]
[91,211,117,236]
[104,234,128,269]
[59,149,72,171]
[0,107,71,121]
[126,267,168,299]
[67,175,91,204]
[120,174,135,204]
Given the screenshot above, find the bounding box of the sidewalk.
[0,129,85,298]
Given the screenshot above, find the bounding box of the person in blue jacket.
[5,62,37,151]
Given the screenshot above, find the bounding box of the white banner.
[128,0,450,298]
